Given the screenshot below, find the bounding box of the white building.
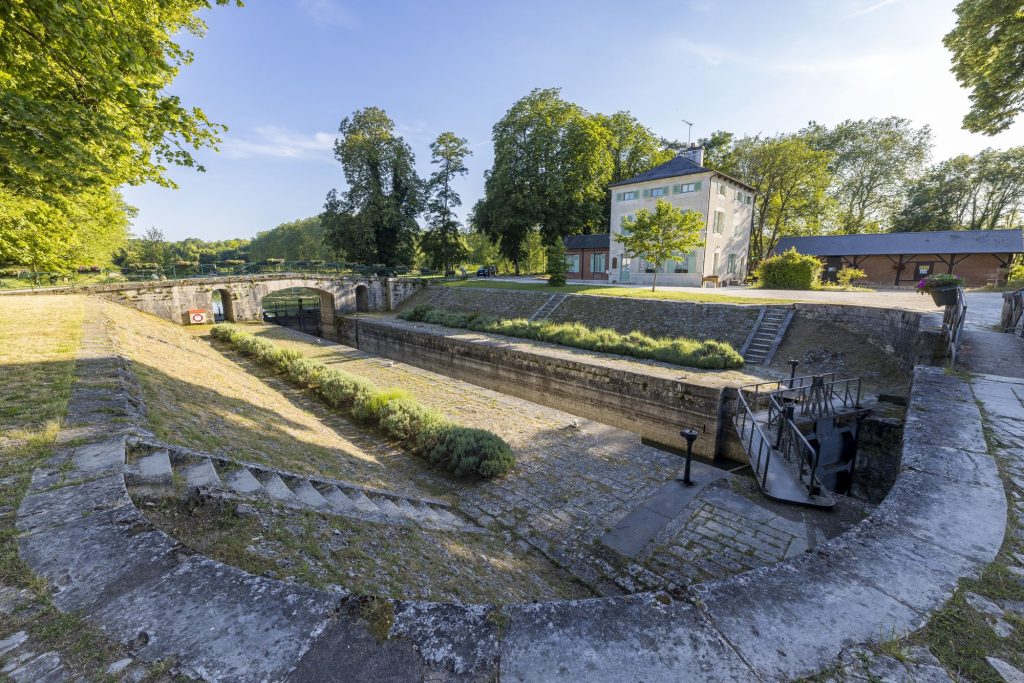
[608,146,755,286]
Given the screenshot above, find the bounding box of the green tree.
[422,132,472,272]
[545,238,568,287]
[803,117,932,233]
[944,0,1024,135]
[616,200,705,291]
[322,107,423,268]
[594,111,674,227]
[720,134,834,265]
[478,88,612,272]
[248,217,331,262]
[898,147,1024,230]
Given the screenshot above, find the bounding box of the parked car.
[476,266,496,277]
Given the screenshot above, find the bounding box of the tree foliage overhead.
[475,88,612,272]
[0,0,238,273]
[421,132,471,272]
[803,117,932,233]
[0,0,238,198]
[321,107,423,267]
[944,0,1024,135]
[898,147,1024,231]
[616,199,705,291]
[596,112,675,185]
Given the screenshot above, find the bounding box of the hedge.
[210,325,514,478]
[755,248,822,290]
[398,305,744,370]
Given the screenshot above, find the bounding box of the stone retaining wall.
[793,303,944,372]
[352,317,736,460]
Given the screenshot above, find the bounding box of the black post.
[679,428,699,486]
[788,359,800,388]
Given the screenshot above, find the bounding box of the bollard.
[788,359,800,388]
[679,428,699,487]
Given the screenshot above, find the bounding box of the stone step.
[318,485,356,512]
[432,507,459,525]
[290,480,329,508]
[259,473,297,501]
[347,490,382,514]
[372,497,405,517]
[416,504,442,523]
[220,466,264,495]
[181,459,222,489]
[132,450,172,486]
[397,499,427,521]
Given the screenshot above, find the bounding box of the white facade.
[608,160,754,286]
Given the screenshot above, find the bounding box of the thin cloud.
[845,0,902,18]
[298,0,357,29]
[672,38,909,76]
[221,126,335,160]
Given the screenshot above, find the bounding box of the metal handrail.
[781,420,823,496]
[741,375,861,422]
[735,390,776,492]
[943,287,968,367]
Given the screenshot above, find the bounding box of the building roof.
[775,229,1024,256]
[608,155,756,192]
[563,233,610,250]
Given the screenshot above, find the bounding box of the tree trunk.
[651,269,658,292]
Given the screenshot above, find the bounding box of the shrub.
[209,324,514,478]
[755,248,822,290]
[1008,262,1024,284]
[399,306,743,369]
[352,388,411,424]
[546,240,568,287]
[427,427,515,478]
[836,266,867,289]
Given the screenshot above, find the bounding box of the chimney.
[681,143,704,167]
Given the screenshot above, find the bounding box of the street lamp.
[679,428,699,486]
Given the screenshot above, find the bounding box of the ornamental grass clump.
[209,324,514,478]
[399,306,743,370]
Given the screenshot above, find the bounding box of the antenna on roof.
[681,119,694,146]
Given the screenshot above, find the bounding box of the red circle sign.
[192,313,205,323]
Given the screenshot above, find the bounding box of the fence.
[943,287,968,367]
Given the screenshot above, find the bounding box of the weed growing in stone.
[211,325,515,478]
[399,305,744,369]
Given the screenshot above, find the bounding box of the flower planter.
[929,286,959,307]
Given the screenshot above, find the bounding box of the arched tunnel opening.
[261,287,336,337]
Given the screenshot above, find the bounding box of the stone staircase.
[529,293,567,322]
[125,444,476,532]
[742,306,794,364]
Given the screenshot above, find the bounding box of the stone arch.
[212,288,234,322]
[260,286,337,340]
[355,284,370,313]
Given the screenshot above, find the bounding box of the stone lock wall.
[350,317,740,460]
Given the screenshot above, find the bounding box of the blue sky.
[124,0,1024,241]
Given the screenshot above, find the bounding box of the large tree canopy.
[717,134,834,265]
[898,147,1024,231]
[945,0,1024,135]
[803,117,932,233]
[476,88,612,272]
[322,107,423,268]
[248,217,331,262]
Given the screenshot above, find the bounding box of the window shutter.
[642,189,649,198]
[616,192,622,201]
[695,181,702,191]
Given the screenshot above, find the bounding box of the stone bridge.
[85,274,424,340]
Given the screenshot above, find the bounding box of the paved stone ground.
[247,323,872,595]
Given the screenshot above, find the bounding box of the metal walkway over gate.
[734,375,866,509]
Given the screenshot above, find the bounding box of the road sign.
[189,309,209,324]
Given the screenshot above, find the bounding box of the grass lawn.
[0,296,169,679]
[439,279,796,305]
[0,272,127,290]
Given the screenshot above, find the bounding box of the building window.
[646,186,668,198]
[713,210,726,234]
[590,253,606,273]
[611,257,618,269]
[916,263,933,277]
[619,214,636,231]
[713,252,720,273]
[727,253,737,273]
[616,190,639,201]
[718,183,727,196]
[672,182,701,194]
[566,254,580,273]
